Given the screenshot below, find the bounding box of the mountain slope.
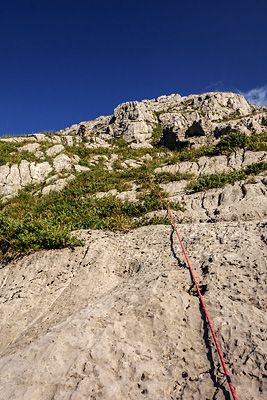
[0,92,266,399]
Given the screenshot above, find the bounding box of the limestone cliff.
[0,92,266,400]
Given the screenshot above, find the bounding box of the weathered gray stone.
[129,142,153,149]
[60,135,74,146]
[242,150,267,167]
[163,175,267,223]
[85,136,112,149]
[73,165,90,172]
[29,162,53,183]
[41,175,75,195]
[0,222,266,399]
[155,149,267,176]
[53,154,73,172]
[47,135,62,144]
[0,164,10,187]
[28,133,47,142]
[35,150,45,159]
[46,144,65,157]
[18,143,40,153]
[19,160,32,186]
[0,136,36,143]
[106,101,157,142]
[123,121,152,142]
[4,164,21,195]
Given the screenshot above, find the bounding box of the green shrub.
[187,162,267,192]
[0,173,184,258]
[215,132,248,154]
[0,141,39,166]
[0,213,82,258]
[151,123,163,145]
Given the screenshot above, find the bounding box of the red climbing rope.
[144,179,239,400]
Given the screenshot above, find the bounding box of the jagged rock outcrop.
[0,161,53,199]
[106,101,157,142]
[157,93,266,149]
[158,173,267,223]
[56,91,267,147]
[155,149,267,176]
[40,174,75,195]
[2,91,266,150]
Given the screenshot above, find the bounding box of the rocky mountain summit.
[1,91,266,202]
[0,92,266,399]
[59,91,267,146]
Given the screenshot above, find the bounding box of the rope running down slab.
[144,179,239,400]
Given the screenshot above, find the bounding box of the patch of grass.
[152,171,195,185]
[215,132,248,154]
[183,98,194,106]
[0,175,184,259]
[0,213,82,258]
[175,146,216,162]
[163,132,267,163]
[220,111,242,122]
[215,132,267,154]
[187,161,267,192]
[246,132,267,152]
[0,141,39,166]
[151,123,163,145]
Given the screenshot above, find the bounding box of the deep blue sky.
[1,0,267,136]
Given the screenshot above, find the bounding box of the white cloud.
[239,85,267,108]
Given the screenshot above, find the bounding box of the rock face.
[1,91,266,200]
[0,161,53,199]
[106,101,157,142]
[0,223,266,400]
[155,149,267,176]
[57,91,267,147]
[0,91,266,399]
[157,93,266,149]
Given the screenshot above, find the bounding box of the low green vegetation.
[220,111,242,122]
[0,139,64,167]
[187,161,267,192]
[0,170,184,258]
[1,130,267,259]
[151,123,163,145]
[215,132,267,154]
[168,132,267,162]
[0,149,186,258]
[0,141,36,166]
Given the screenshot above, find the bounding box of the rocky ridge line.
[1,91,267,203]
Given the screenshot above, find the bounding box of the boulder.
[129,142,153,149]
[41,175,75,195]
[19,160,32,186]
[60,136,74,147]
[106,101,157,142]
[3,164,21,195]
[46,144,65,157]
[123,121,152,142]
[53,154,73,172]
[29,162,53,183]
[18,143,40,153]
